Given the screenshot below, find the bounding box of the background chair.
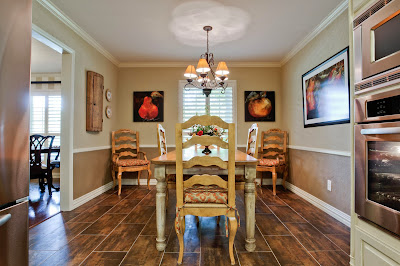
[111,129,151,195]
[175,115,238,265]
[257,128,288,195]
[30,135,58,195]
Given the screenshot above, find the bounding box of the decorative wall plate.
[105,89,112,102]
[105,106,112,118]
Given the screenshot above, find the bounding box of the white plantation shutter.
[30,96,46,134]
[30,93,62,148]
[182,88,207,122]
[209,88,233,123]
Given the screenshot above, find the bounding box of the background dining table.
[151,145,259,252]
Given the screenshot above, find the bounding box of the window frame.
[178,80,237,146]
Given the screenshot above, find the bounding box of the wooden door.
[86,71,104,131]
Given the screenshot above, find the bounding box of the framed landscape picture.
[244,91,275,122]
[133,91,164,122]
[302,47,350,128]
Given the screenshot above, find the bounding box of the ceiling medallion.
[184,26,229,97]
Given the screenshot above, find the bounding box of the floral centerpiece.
[190,125,225,154]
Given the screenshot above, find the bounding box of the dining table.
[151,145,259,252]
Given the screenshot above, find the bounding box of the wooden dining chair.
[235,123,259,195]
[175,115,238,265]
[30,134,58,195]
[157,124,172,204]
[111,129,151,195]
[256,128,288,195]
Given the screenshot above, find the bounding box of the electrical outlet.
[327,180,332,191]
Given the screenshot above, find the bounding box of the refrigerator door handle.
[0,214,11,226]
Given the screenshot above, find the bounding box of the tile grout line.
[116,187,158,266]
[255,223,282,266]
[273,188,350,256]
[36,190,121,266]
[258,187,322,266]
[74,185,147,265]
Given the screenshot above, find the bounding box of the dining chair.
[235,123,259,196]
[30,134,58,195]
[111,129,151,195]
[175,115,238,265]
[256,128,288,195]
[157,124,172,204]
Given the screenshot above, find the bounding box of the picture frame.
[244,91,275,122]
[133,91,164,122]
[302,47,350,128]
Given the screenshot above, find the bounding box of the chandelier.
[183,26,229,97]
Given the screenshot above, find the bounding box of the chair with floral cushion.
[175,115,238,265]
[111,129,151,195]
[257,128,288,195]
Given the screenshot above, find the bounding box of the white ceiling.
[31,38,62,73]
[49,0,343,63]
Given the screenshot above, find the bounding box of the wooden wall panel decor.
[86,71,104,132]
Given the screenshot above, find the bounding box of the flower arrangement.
[190,124,225,137]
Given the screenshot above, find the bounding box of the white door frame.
[32,24,75,211]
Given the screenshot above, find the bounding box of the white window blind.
[182,87,234,123]
[30,94,62,147]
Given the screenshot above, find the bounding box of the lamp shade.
[215,61,229,75]
[184,65,197,78]
[196,58,210,73]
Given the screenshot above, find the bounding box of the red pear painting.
[133,91,164,122]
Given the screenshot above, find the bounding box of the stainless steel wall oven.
[355,89,400,235]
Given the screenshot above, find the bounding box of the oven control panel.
[367,95,400,118]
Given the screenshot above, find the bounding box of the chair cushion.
[184,184,228,204]
[258,158,280,167]
[117,159,150,167]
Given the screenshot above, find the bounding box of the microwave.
[353,0,400,94]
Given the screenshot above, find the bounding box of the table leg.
[244,165,256,252]
[155,165,167,251]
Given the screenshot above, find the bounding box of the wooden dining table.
[151,145,259,252]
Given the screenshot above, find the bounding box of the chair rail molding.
[289,145,351,157]
[73,145,112,153]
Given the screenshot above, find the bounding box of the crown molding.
[119,61,281,68]
[280,0,348,66]
[36,0,120,66]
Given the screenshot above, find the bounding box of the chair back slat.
[246,123,259,158]
[157,124,167,156]
[176,115,235,208]
[183,135,228,149]
[112,129,139,159]
[30,135,54,177]
[181,115,229,129]
[183,156,228,169]
[260,129,287,159]
[184,174,228,189]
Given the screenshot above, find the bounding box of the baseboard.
[72,181,113,209]
[259,178,282,186]
[285,182,351,227]
[121,178,157,186]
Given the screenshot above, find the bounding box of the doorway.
[29,26,75,227]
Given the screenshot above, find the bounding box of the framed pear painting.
[133,91,164,122]
[244,91,275,122]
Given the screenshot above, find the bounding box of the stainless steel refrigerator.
[0,0,32,265]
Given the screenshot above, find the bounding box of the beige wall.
[33,1,119,150]
[117,67,282,147]
[281,11,351,214]
[33,2,119,198]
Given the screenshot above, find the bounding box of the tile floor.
[29,185,350,265]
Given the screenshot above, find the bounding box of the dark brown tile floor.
[29,185,350,266]
[29,179,60,227]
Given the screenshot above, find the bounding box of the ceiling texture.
[48,0,345,64]
[31,37,62,73]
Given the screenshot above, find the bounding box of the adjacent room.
[1,0,399,265]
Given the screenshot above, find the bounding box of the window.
[179,80,237,142]
[30,93,62,147]
[179,80,236,123]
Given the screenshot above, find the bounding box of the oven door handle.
[361,127,400,135]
